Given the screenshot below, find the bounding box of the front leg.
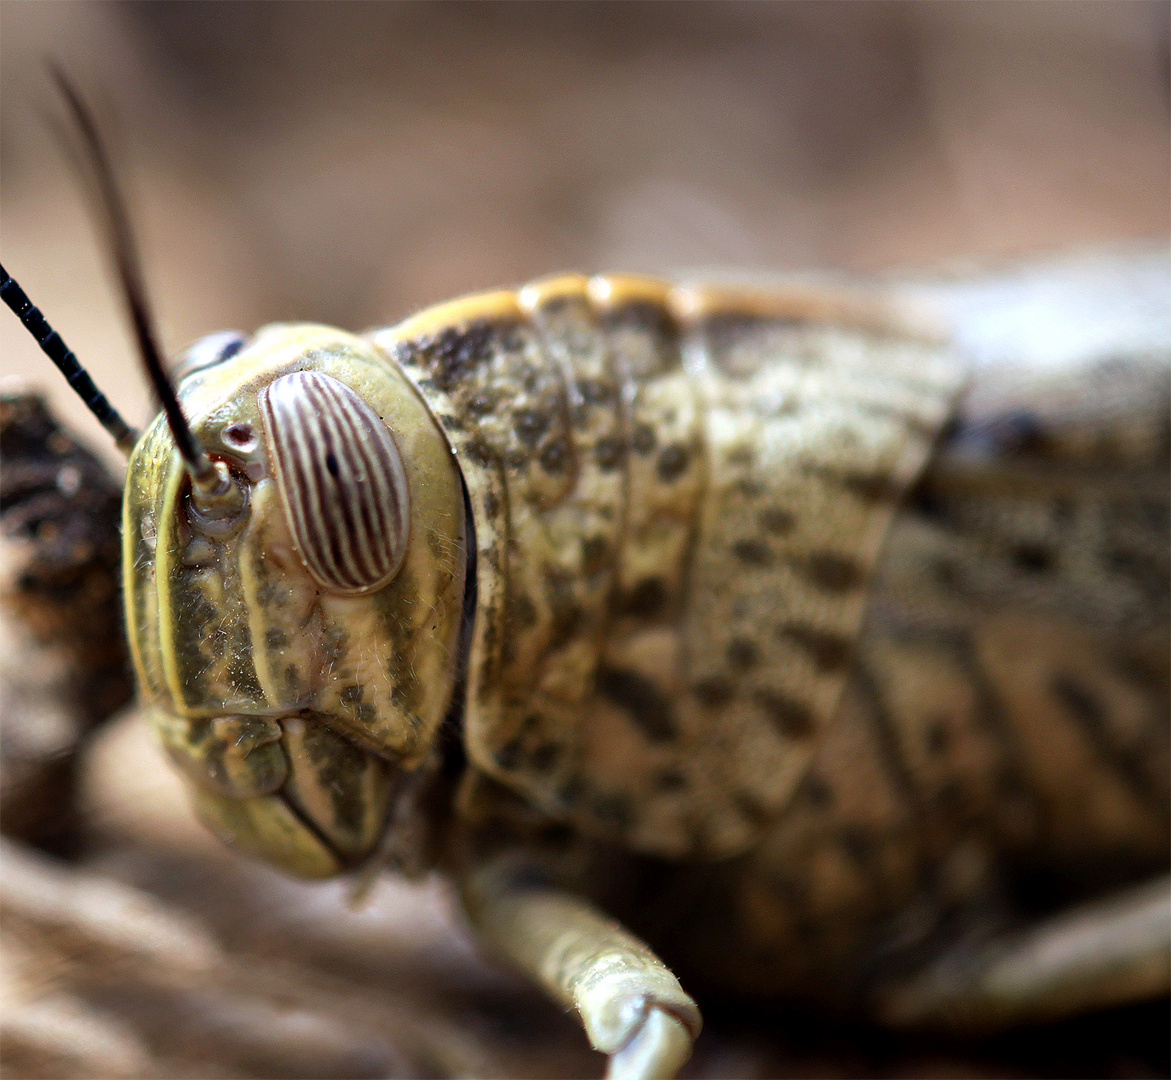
[461,862,701,1080]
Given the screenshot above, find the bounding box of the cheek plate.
[260,370,410,594]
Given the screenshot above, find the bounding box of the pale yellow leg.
[877,874,1171,1031]
[461,863,701,1080]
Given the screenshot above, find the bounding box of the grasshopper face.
[123,324,467,877]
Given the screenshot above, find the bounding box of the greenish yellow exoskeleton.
[123,324,466,877]
[124,273,963,877]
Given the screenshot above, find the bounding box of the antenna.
[48,67,226,494]
[0,263,138,453]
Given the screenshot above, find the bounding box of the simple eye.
[172,331,249,384]
[260,371,410,594]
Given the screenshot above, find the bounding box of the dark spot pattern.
[1050,672,1107,732]
[539,436,570,474]
[733,791,771,828]
[513,407,550,447]
[422,321,497,392]
[467,437,495,467]
[580,535,611,575]
[655,769,688,791]
[753,688,816,738]
[597,665,678,742]
[801,772,833,807]
[1011,543,1054,574]
[925,716,950,754]
[594,436,626,471]
[495,738,522,770]
[353,702,376,725]
[839,827,873,865]
[726,638,759,670]
[530,743,561,771]
[693,676,735,708]
[592,792,634,829]
[631,423,657,454]
[794,551,865,592]
[732,539,773,566]
[508,593,538,629]
[837,470,902,502]
[777,623,853,671]
[579,379,614,405]
[758,507,796,535]
[622,577,668,618]
[656,444,690,482]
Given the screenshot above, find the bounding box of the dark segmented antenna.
[0,263,138,453]
[49,67,225,494]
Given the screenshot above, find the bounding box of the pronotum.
[2,76,1168,1080]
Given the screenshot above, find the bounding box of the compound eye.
[260,371,410,594]
[172,330,249,384]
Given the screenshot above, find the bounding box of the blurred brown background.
[2,1,1168,459]
[1,3,1169,1078]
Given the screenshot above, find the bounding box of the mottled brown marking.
[467,436,495,467]
[495,738,522,770]
[597,665,678,742]
[539,436,570,474]
[508,593,538,629]
[925,716,950,755]
[530,742,561,771]
[594,436,626,472]
[758,507,796,535]
[777,623,853,671]
[422,321,496,391]
[733,790,772,828]
[655,769,688,791]
[579,378,615,405]
[832,469,904,503]
[592,792,634,829]
[631,423,657,454]
[732,539,773,567]
[656,444,690,482]
[693,676,735,708]
[726,638,759,670]
[512,407,551,447]
[839,826,873,865]
[794,551,865,592]
[1012,543,1054,574]
[580,535,611,576]
[800,772,833,807]
[621,577,668,618]
[752,688,816,738]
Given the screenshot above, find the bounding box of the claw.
[605,1005,693,1080]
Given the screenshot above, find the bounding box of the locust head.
[124,325,467,877]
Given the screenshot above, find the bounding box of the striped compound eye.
[260,371,410,594]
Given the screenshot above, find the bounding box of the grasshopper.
[3,78,1167,1079]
